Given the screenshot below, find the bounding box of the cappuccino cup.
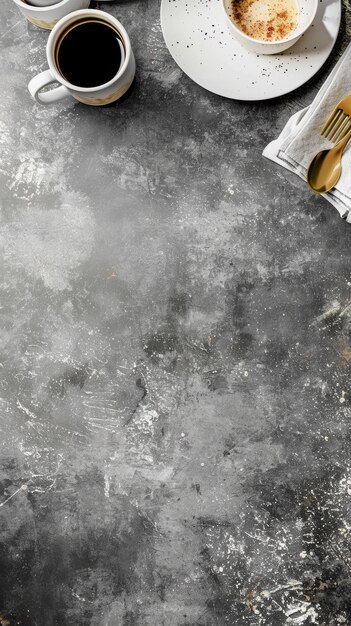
[12,0,90,29]
[222,0,318,54]
[28,9,136,106]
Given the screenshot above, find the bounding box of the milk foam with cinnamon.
[225,0,298,41]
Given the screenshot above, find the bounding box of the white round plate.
[160,0,341,100]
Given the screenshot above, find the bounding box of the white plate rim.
[160,0,342,101]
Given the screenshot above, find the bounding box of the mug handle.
[28,70,70,105]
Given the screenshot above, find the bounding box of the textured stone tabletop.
[1,1,351,625]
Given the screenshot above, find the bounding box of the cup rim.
[221,0,319,46]
[46,9,131,92]
[12,0,77,12]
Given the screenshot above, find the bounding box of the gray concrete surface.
[1,1,351,624]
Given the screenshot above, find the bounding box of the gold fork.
[307,95,351,194]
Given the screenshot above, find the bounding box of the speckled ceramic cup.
[222,0,318,54]
[28,9,136,106]
[12,0,90,30]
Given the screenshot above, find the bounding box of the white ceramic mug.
[222,0,318,54]
[28,9,136,106]
[27,0,64,6]
[12,0,90,30]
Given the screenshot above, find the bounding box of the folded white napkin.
[263,43,351,222]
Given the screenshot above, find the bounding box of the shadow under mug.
[28,9,136,106]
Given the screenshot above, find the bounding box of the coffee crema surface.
[225,0,298,41]
[56,19,123,88]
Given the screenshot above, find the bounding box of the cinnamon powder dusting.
[225,0,298,41]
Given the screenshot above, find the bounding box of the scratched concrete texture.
[1,0,351,624]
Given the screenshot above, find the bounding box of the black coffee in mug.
[56,19,123,88]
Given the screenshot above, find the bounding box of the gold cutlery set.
[308,96,351,194]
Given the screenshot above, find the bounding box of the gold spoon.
[307,127,351,194]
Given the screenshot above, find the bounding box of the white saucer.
[160,0,341,100]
